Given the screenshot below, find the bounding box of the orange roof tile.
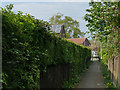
[67,38,86,44]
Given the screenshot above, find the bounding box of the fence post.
[118,55,120,89]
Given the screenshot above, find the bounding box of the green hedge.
[2,4,91,89]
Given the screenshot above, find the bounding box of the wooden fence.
[40,64,72,88]
[107,55,120,88]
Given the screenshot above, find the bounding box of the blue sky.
[2,2,91,39]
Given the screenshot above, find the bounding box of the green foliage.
[101,62,117,89]
[2,4,91,89]
[85,1,120,62]
[85,2,120,88]
[49,13,84,38]
[62,60,93,88]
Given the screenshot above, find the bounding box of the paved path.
[75,61,105,88]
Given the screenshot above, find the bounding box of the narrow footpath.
[75,61,105,88]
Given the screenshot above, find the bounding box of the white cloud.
[12,3,57,20]
[2,0,91,2]
[12,2,89,20]
[2,2,91,38]
[2,0,120,2]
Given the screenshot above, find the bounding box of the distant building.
[50,24,66,38]
[67,38,91,47]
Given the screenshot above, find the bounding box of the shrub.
[101,62,117,89]
[2,4,91,89]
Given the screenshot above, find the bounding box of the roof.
[67,38,86,44]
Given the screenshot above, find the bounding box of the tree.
[2,4,50,89]
[84,1,120,63]
[49,13,84,38]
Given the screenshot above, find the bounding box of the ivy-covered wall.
[2,4,91,89]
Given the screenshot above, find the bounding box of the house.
[90,44,99,58]
[67,38,91,47]
[50,24,66,38]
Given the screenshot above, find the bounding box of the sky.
[1,0,93,2]
[1,2,91,39]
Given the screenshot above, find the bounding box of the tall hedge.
[2,4,91,89]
